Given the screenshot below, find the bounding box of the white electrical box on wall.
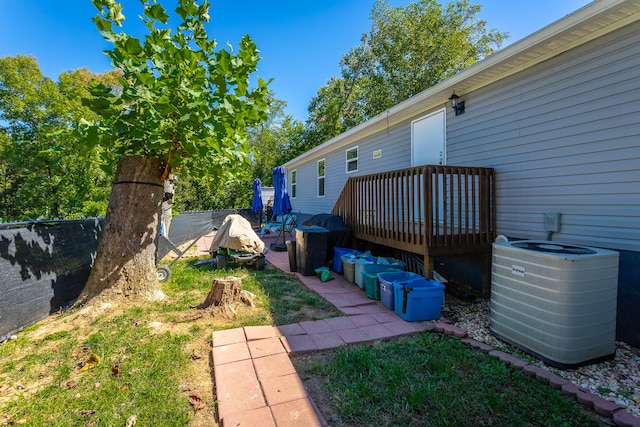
[544,212,561,232]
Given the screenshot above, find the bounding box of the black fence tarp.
[0,219,102,340]
[0,209,262,340]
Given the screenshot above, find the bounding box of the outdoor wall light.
[449,92,465,116]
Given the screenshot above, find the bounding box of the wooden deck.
[332,165,496,295]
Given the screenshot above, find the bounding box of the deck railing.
[332,165,496,268]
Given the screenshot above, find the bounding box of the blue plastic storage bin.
[333,247,362,273]
[379,278,394,309]
[363,267,403,300]
[378,271,424,310]
[393,278,445,321]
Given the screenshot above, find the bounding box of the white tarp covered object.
[209,214,265,255]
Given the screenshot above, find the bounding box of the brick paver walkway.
[200,234,640,427]
[209,235,437,426]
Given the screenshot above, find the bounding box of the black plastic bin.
[286,240,297,272]
[295,226,329,276]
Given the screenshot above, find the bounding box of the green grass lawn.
[0,257,606,426]
[1,309,193,426]
[0,258,340,426]
[294,333,605,426]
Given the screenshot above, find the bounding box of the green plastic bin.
[363,267,403,300]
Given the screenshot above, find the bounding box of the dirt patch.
[179,329,217,427]
[292,351,350,427]
[28,301,121,341]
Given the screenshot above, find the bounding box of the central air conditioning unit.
[490,240,619,368]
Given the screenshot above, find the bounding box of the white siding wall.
[288,118,416,214]
[447,22,640,251]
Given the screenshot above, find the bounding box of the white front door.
[411,110,446,166]
[411,110,446,223]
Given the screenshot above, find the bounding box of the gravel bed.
[444,298,640,417]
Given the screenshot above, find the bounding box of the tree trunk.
[79,155,166,305]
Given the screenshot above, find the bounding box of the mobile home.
[283,0,640,346]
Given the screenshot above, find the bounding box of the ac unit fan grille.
[511,241,596,255]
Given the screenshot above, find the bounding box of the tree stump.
[198,276,255,318]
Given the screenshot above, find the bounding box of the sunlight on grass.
[306,334,602,427]
[0,256,339,426]
[2,312,191,426]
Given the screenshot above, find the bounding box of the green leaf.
[144,4,169,23]
[106,3,125,26]
[176,0,198,19]
[123,37,144,56]
[92,16,112,32]
[218,50,230,73]
[137,72,155,86]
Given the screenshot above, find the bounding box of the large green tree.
[246,97,306,186]
[78,0,270,304]
[0,55,119,221]
[169,96,305,213]
[305,0,508,146]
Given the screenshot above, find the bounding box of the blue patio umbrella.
[251,178,263,213]
[251,178,264,227]
[272,166,292,217]
[271,166,292,247]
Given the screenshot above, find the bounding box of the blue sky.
[1,0,592,121]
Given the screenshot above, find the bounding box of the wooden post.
[423,253,434,279]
